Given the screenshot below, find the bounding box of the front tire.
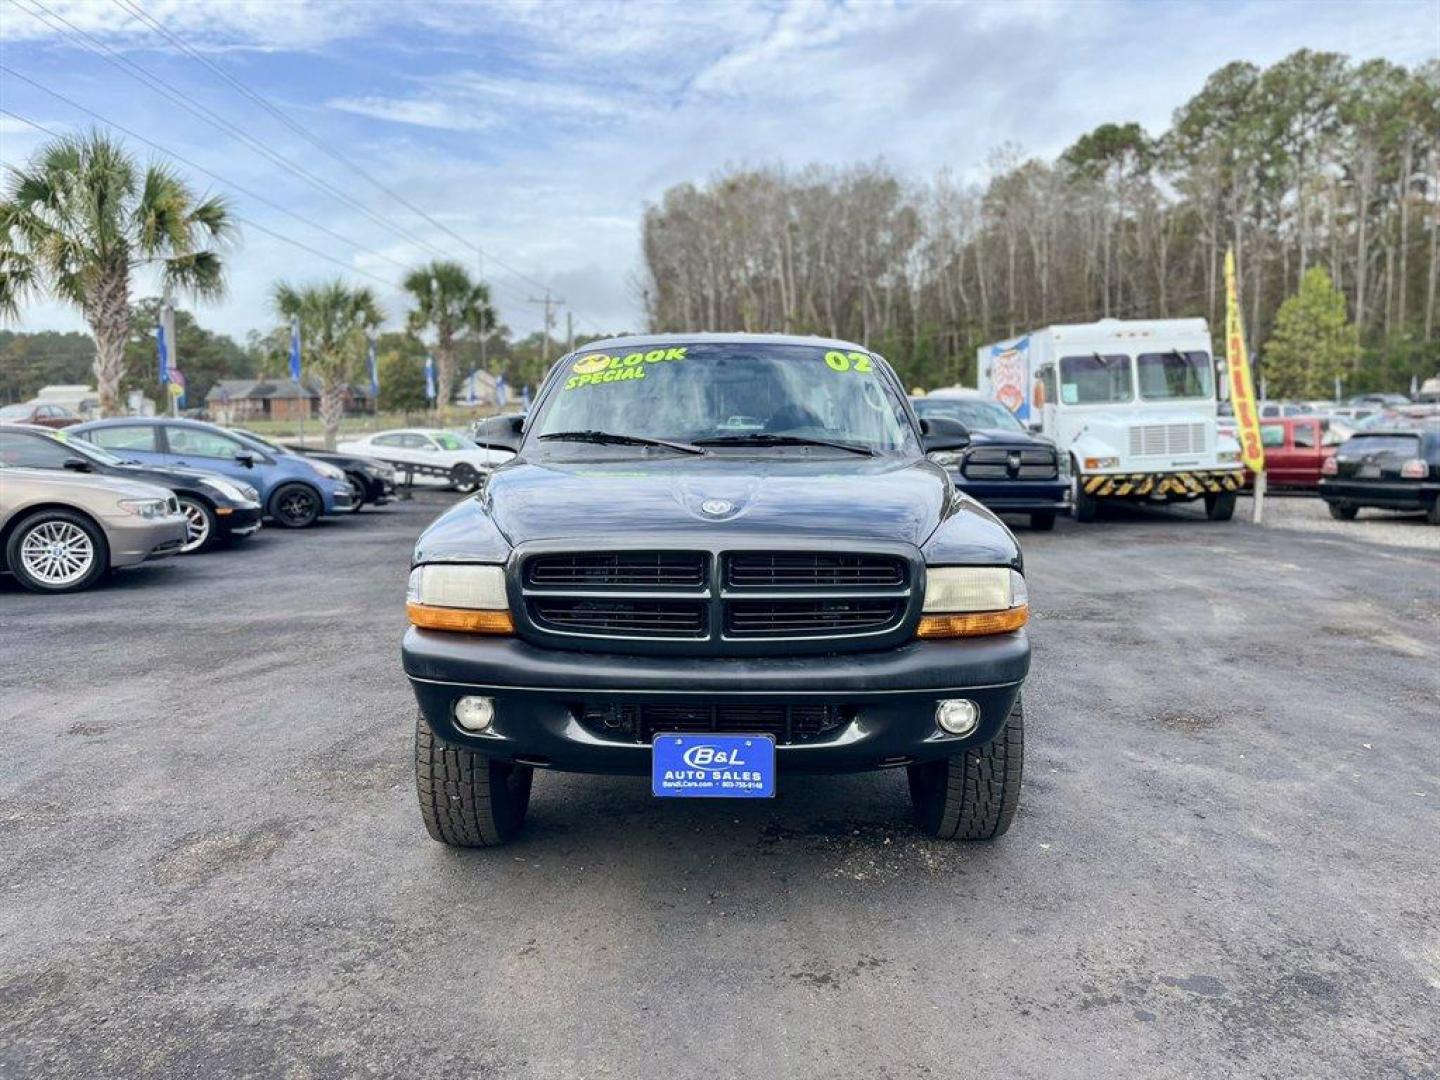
[1073,470,1100,523]
[907,695,1024,841]
[1204,491,1237,521]
[345,474,368,513]
[1328,502,1358,521]
[6,509,109,593]
[176,496,218,553]
[415,713,533,847]
[450,463,480,493]
[268,482,321,528]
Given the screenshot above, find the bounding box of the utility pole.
[527,289,564,365]
[161,282,178,418]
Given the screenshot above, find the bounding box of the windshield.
[433,432,467,451]
[48,428,124,465]
[235,429,285,453]
[1138,351,1214,401]
[1059,354,1132,405]
[914,398,1024,432]
[533,343,917,453]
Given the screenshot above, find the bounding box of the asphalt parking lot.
[2,493,1436,1080]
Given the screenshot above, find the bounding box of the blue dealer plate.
[652,733,776,799]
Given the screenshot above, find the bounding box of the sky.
[2,0,1437,346]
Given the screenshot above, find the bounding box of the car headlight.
[311,460,346,480]
[1082,456,1120,470]
[918,567,1028,638]
[117,498,170,519]
[202,477,249,503]
[927,451,963,468]
[1218,450,1241,464]
[237,482,260,502]
[406,564,513,634]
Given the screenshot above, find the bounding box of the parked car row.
[1320,417,1440,524]
[0,417,502,593]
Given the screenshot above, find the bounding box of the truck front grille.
[579,700,846,744]
[726,552,905,588]
[525,551,705,589]
[725,598,902,638]
[962,447,1058,480]
[1128,423,1206,457]
[529,598,707,637]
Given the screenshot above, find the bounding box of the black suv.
[404,335,1030,847]
[911,395,1069,529]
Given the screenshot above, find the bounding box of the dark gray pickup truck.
[403,334,1030,847]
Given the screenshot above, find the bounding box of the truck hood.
[484,455,951,547]
[1074,407,1217,431]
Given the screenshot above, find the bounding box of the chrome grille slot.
[525,551,705,589]
[1128,423,1207,457]
[726,598,902,638]
[529,598,706,637]
[579,700,846,744]
[726,552,905,589]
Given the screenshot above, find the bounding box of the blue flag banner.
[496,374,508,408]
[156,324,169,384]
[424,354,437,402]
[367,338,379,398]
[289,317,302,382]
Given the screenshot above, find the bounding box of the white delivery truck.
[977,318,1244,522]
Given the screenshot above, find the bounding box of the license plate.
[1357,463,1381,478]
[652,733,775,799]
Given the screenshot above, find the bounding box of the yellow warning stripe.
[1083,470,1244,498]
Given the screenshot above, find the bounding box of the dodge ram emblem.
[700,499,733,516]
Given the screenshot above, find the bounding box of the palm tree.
[273,279,383,450]
[0,130,232,415]
[402,260,495,408]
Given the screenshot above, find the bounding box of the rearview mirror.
[919,416,971,453]
[472,414,525,454]
[62,457,92,472]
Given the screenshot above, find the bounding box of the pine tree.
[1262,268,1358,398]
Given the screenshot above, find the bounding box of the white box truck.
[977,318,1243,521]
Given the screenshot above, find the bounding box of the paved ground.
[2,492,1436,1080]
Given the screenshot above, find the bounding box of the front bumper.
[950,473,1070,514]
[103,514,189,567]
[1081,468,1243,500]
[403,628,1029,775]
[216,505,263,539]
[1320,478,1438,511]
[328,482,356,512]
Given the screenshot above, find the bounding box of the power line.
[108,0,609,330]
[0,105,402,291]
[12,0,463,267]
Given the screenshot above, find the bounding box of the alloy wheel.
[277,488,318,526]
[179,500,211,553]
[19,520,95,586]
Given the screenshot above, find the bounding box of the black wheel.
[907,695,1024,841]
[415,713,533,847]
[1204,491,1237,521]
[1029,511,1056,531]
[1073,469,1099,523]
[1328,502,1358,521]
[345,473,368,513]
[176,495,218,553]
[268,482,321,528]
[450,463,480,494]
[5,509,109,593]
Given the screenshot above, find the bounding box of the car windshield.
[235,429,285,453]
[914,398,1023,432]
[49,429,123,465]
[1138,351,1214,401]
[432,432,467,450]
[533,342,917,453]
[1058,354,1132,405]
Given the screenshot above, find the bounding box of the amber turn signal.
[407,603,514,635]
[915,605,1028,639]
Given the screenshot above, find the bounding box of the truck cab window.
[1138,351,1214,400]
[1058,354,1132,405]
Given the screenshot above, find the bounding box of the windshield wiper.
[691,433,875,456]
[537,430,706,455]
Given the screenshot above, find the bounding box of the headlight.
[237,482,260,502]
[927,451,963,468]
[1082,456,1120,470]
[918,567,1028,638]
[202,478,248,503]
[1218,450,1241,464]
[311,460,346,480]
[406,564,513,634]
[117,498,170,519]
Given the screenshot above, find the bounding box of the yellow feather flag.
[1224,248,1265,474]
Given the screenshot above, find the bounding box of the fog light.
[936,698,980,736]
[455,695,495,732]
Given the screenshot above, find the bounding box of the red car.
[1243,417,1340,489]
[0,401,82,429]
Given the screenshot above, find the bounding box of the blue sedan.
[69,418,354,527]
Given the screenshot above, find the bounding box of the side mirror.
[472,414,524,454]
[1027,421,1043,433]
[919,416,971,452]
[62,457,92,472]
[234,452,256,468]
